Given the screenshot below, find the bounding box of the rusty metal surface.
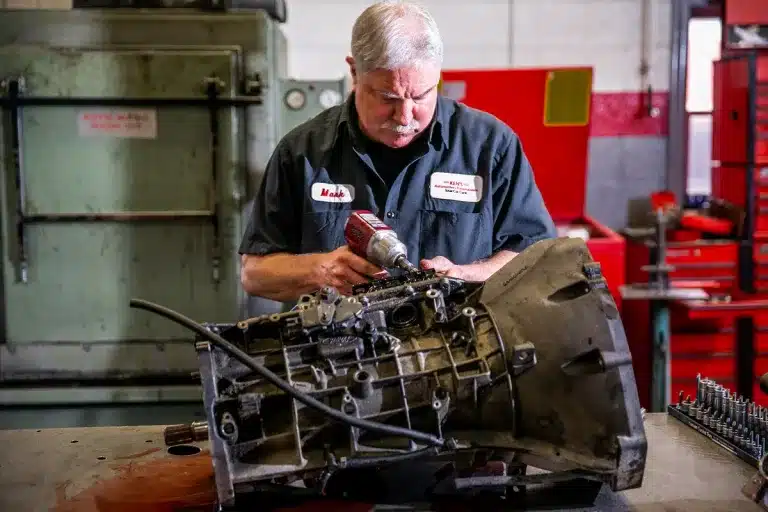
[0,413,761,512]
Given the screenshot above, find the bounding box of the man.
[239,0,556,302]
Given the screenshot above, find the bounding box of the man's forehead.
[367,76,439,98]
[362,66,440,93]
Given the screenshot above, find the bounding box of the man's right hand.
[313,245,388,295]
[240,247,388,301]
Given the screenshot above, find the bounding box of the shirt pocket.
[300,210,351,254]
[419,210,491,265]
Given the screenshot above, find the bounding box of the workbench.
[0,413,762,511]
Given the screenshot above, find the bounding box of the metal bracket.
[509,342,536,377]
[426,288,448,323]
[1,77,28,283]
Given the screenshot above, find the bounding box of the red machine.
[439,67,626,310]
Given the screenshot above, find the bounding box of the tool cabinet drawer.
[757,213,768,234]
[752,266,768,292]
[758,82,768,165]
[669,272,736,291]
[754,241,768,264]
[670,355,734,380]
[754,326,768,351]
[665,242,738,290]
[756,186,768,232]
[665,242,737,265]
[670,331,734,355]
[753,356,768,377]
[667,263,736,280]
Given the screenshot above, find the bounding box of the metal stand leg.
[650,299,671,412]
[622,208,708,412]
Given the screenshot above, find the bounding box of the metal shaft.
[164,421,209,446]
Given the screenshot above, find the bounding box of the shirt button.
[386,211,396,219]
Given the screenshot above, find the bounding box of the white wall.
[0,0,672,94]
[0,0,675,229]
[281,0,671,93]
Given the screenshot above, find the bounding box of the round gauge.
[319,88,343,109]
[284,89,306,110]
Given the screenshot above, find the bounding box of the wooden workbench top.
[0,413,762,511]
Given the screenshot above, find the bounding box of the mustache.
[381,120,420,134]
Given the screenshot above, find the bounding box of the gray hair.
[350,1,444,74]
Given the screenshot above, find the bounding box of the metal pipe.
[4,78,28,284]
[0,96,262,107]
[204,79,223,285]
[639,0,652,115]
[164,421,210,446]
[23,211,214,223]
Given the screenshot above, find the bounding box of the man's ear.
[345,56,357,82]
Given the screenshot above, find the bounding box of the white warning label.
[77,109,158,139]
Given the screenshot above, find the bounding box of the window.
[685,18,722,196]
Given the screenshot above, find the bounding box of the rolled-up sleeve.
[491,134,557,253]
[239,143,300,256]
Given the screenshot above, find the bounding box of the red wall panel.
[590,92,670,137]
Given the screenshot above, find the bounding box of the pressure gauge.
[284,89,306,110]
[319,88,343,109]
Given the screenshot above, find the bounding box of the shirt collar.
[329,91,451,153]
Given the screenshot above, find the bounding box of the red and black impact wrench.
[343,210,418,272]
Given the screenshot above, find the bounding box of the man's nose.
[393,100,413,125]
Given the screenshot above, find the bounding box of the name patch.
[311,183,355,203]
[429,172,483,203]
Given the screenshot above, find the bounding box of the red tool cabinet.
[439,67,626,310]
[623,9,768,409]
[642,51,768,408]
[718,5,768,403]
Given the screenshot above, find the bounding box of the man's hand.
[420,250,519,282]
[240,247,388,301]
[314,246,388,295]
[419,256,465,278]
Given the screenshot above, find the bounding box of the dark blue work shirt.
[239,93,557,267]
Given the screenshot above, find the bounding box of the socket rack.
[667,374,766,468]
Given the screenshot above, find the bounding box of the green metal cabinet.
[0,9,346,408]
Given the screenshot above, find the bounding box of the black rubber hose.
[129,298,445,448]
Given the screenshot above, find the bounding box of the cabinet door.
[0,46,247,380]
[756,56,768,165]
[713,58,751,165]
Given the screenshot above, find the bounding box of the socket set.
[667,374,765,468]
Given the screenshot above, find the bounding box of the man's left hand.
[419,256,465,279]
[420,250,519,282]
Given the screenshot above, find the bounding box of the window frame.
[683,11,723,197]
